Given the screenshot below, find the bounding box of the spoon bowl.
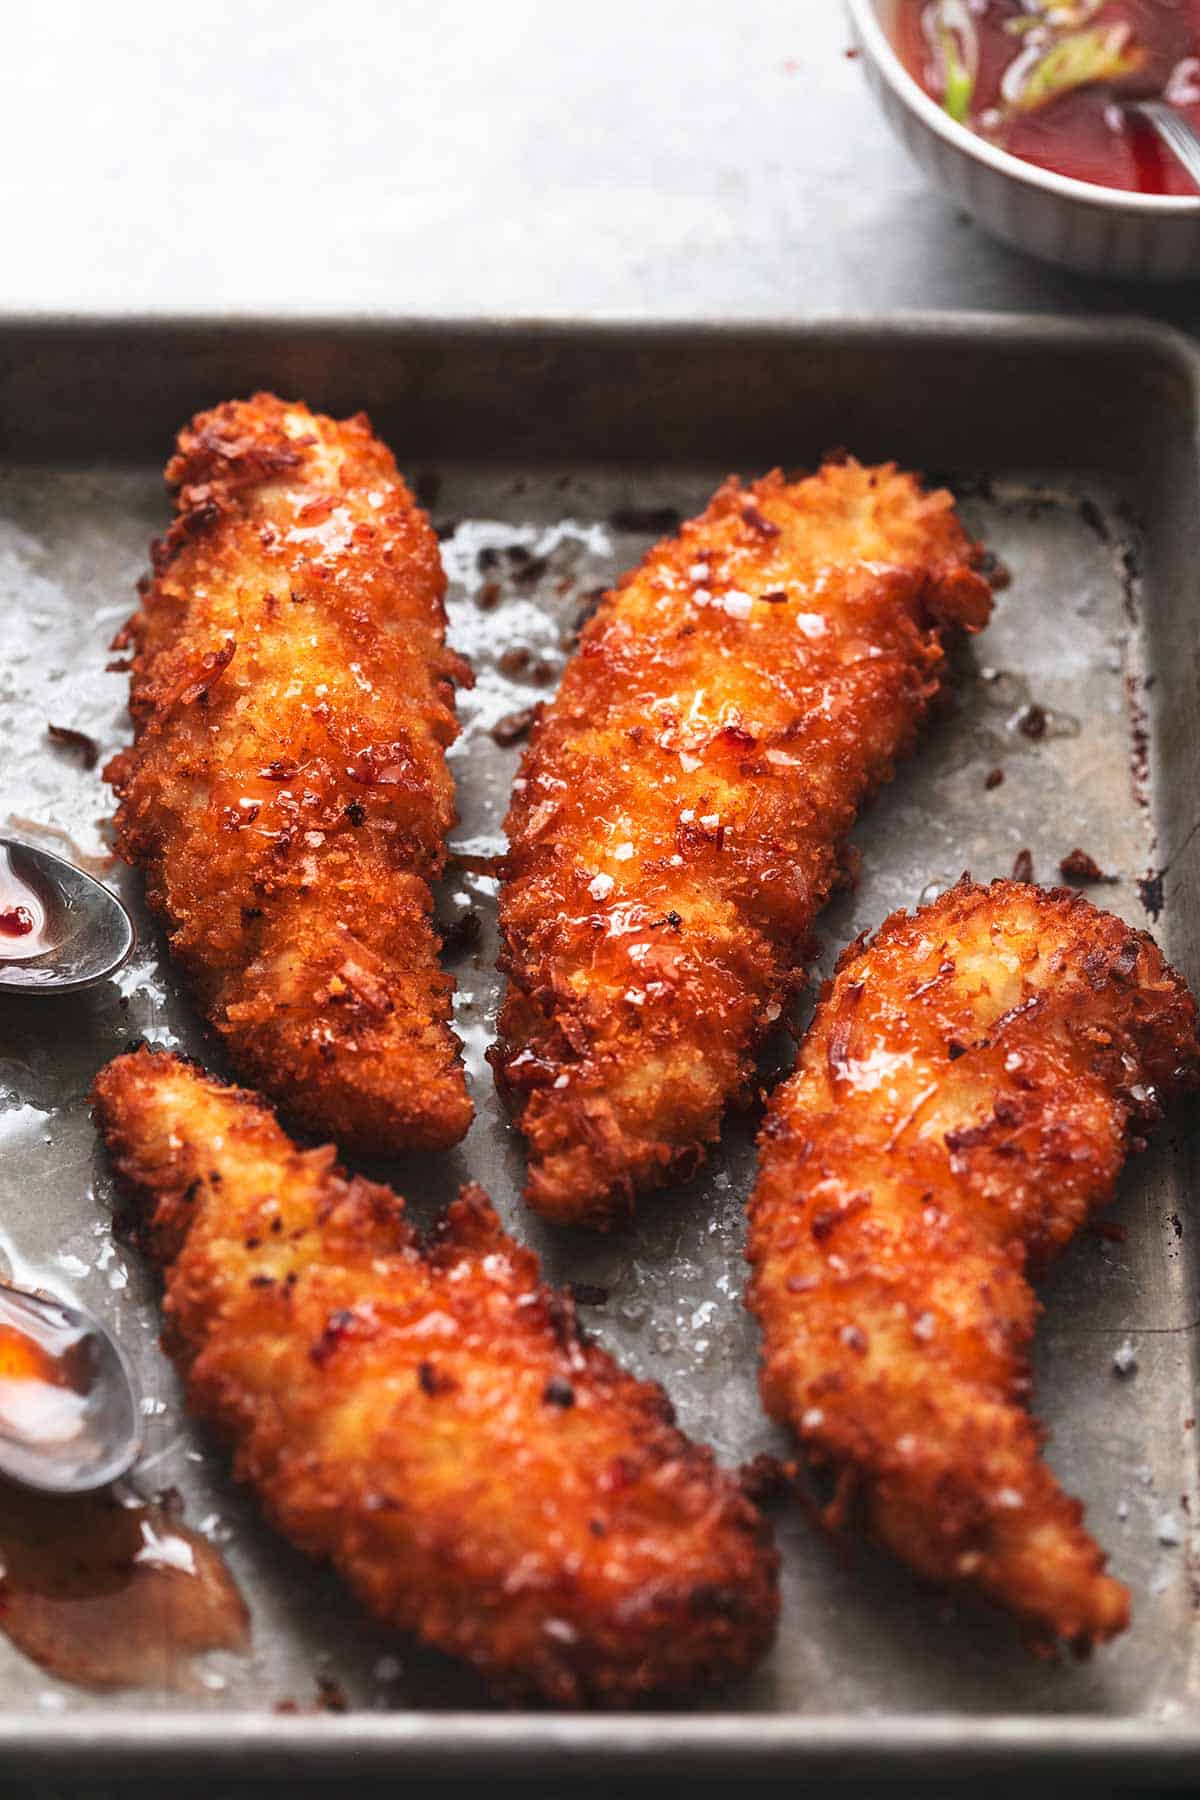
[0,838,135,994]
[0,1281,141,1494]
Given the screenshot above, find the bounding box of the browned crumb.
[1060,848,1107,884]
[47,723,100,769]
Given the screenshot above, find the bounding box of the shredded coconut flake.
[588,872,614,900]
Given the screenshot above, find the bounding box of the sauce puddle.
[0,1481,250,1689]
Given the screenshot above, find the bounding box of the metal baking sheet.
[1,314,1200,1788]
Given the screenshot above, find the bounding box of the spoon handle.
[1132,100,1200,191]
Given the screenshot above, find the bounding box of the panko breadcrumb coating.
[748,879,1200,1650]
[106,395,471,1153]
[494,460,992,1228]
[91,1047,779,1705]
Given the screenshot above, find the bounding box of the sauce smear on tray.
[894,1,1200,194]
[0,1483,249,1689]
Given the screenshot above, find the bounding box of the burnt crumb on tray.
[1138,869,1165,921]
[738,1453,795,1506]
[976,548,1012,591]
[498,646,554,685]
[46,723,100,769]
[1059,848,1110,885]
[437,907,482,957]
[1012,848,1034,884]
[567,1282,609,1307]
[985,767,1005,790]
[492,707,538,747]
[1018,704,1047,741]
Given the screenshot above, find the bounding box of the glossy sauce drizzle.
[0,1482,250,1689]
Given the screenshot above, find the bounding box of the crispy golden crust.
[494,461,992,1228]
[747,879,1200,1649]
[106,395,471,1153]
[91,1049,778,1705]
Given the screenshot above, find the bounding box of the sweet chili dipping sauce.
[894,2,1200,194]
[0,846,51,959]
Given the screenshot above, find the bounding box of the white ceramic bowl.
[847,0,1200,280]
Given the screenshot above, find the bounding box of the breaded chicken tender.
[91,1048,778,1704]
[106,396,471,1153]
[494,461,992,1227]
[747,879,1200,1649]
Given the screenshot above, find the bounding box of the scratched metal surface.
[0,319,1198,1779]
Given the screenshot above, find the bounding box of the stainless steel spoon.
[1128,100,1200,192]
[0,1280,141,1493]
[0,837,135,994]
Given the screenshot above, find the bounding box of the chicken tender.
[494,461,992,1227]
[747,879,1200,1649]
[91,1048,778,1705]
[106,395,471,1152]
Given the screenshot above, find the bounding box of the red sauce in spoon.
[893,1,1200,195]
[0,849,53,960]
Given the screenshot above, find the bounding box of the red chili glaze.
[894,1,1200,195]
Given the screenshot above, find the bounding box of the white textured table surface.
[2,0,1196,327]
